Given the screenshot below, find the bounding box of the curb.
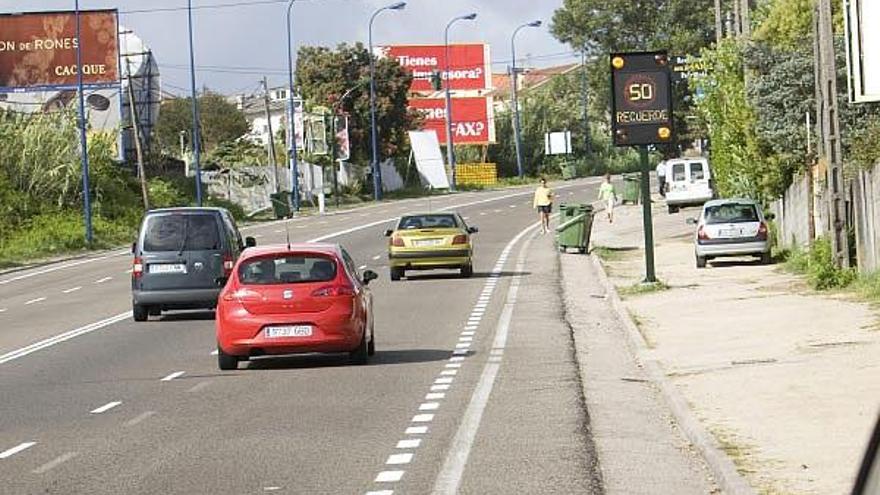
[588,254,756,495]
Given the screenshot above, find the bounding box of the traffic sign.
[610,51,673,146]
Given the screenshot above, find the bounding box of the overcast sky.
[1,0,577,95]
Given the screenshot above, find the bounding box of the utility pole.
[581,49,592,161]
[261,77,281,193]
[815,0,849,267]
[714,0,723,43]
[125,58,150,211]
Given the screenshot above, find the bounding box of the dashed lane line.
[90,401,122,414]
[24,297,46,305]
[160,371,185,382]
[124,411,156,427]
[187,381,212,393]
[94,276,112,284]
[375,471,405,483]
[32,451,78,474]
[386,453,414,465]
[397,439,422,449]
[0,442,36,459]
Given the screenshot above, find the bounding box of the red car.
[216,244,378,370]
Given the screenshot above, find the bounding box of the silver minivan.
[131,207,255,321]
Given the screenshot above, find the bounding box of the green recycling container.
[562,162,578,180]
[556,203,594,254]
[621,173,641,204]
[270,191,292,219]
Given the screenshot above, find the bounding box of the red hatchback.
[216,244,378,370]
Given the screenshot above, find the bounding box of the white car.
[690,198,771,268]
[665,157,714,213]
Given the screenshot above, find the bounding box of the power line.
[120,0,288,15]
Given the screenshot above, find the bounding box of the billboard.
[409,96,495,145]
[378,44,491,93]
[0,10,120,91]
[845,0,880,103]
[610,51,674,146]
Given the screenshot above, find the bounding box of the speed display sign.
[610,51,673,146]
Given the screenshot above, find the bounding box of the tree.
[154,91,249,155]
[295,43,417,169]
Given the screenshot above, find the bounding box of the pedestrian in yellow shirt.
[533,178,554,234]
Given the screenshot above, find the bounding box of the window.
[341,249,360,281]
[704,204,760,224]
[689,162,706,181]
[143,214,221,252]
[239,255,338,285]
[398,214,459,230]
[672,163,687,182]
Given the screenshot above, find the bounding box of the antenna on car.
[285,221,292,251]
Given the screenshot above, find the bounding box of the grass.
[593,246,639,263]
[627,310,657,349]
[619,280,670,297]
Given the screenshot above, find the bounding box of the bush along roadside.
[783,237,857,290]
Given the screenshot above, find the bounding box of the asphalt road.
[0,179,603,495]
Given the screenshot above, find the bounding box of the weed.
[619,280,670,297]
[783,237,856,290]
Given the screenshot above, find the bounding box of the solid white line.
[419,402,440,411]
[412,414,434,422]
[94,276,112,284]
[32,451,78,474]
[375,471,405,482]
[63,286,82,294]
[124,411,156,427]
[0,442,36,459]
[386,453,414,465]
[160,371,185,382]
[405,426,429,435]
[90,401,122,414]
[432,224,537,495]
[0,251,127,286]
[24,297,46,305]
[0,311,131,365]
[397,439,422,449]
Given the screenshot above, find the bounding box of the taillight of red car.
[132,257,144,278]
[311,284,356,297]
[757,222,769,241]
[452,234,469,245]
[391,236,405,247]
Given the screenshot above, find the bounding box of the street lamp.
[330,81,368,209]
[368,1,406,202]
[511,19,541,179]
[444,12,477,192]
[286,0,301,212]
[74,0,93,242]
[187,0,203,206]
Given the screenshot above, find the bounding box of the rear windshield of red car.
[238,255,338,285]
[704,204,759,224]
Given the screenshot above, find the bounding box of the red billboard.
[379,44,491,93]
[409,97,495,145]
[0,10,119,91]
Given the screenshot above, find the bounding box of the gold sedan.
[385,213,477,281]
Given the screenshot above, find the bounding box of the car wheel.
[217,347,239,371]
[668,205,679,214]
[390,267,403,281]
[696,255,707,268]
[350,331,369,365]
[760,252,772,265]
[367,328,376,356]
[133,304,148,322]
[148,306,161,317]
[460,264,474,278]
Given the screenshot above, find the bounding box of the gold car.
[385,213,477,281]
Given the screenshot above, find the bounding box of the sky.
[0,0,578,96]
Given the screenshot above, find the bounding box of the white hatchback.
[689,199,771,268]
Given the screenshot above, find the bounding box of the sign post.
[610,51,673,283]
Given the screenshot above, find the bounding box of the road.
[0,179,604,495]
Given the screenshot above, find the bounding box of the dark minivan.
[131,207,255,321]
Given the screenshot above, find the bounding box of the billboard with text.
[378,44,491,93]
[0,10,119,91]
[409,96,495,145]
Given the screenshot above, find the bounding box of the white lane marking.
[32,451,78,474]
[449,356,466,362]
[412,414,434,422]
[0,442,36,459]
[24,297,46,305]
[254,234,265,238]
[455,343,470,349]
[430,384,451,392]
[386,453,414,465]
[435,377,454,384]
[426,392,446,400]
[0,308,6,313]
[441,370,458,376]
[459,336,473,342]
[490,349,504,356]
[90,401,122,414]
[187,381,212,393]
[0,311,131,365]
[0,251,127,286]
[479,212,487,216]
[124,411,156,427]
[296,225,307,229]
[160,371,185,382]
[432,224,537,495]
[263,487,282,492]
[509,205,516,208]
[94,276,112,284]
[63,286,82,294]
[274,229,283,233]
[405,426,428,435]
[372,255,382,260]
[462,216,470,220]
[359,265,368,270]
[452,349,468,356]
[397,439,422,449]
[419,402,440,411]
[365,491,393,495]
[445,363,462,370]
[375,471,405,482]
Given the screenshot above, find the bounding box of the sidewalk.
[588,200,880,494]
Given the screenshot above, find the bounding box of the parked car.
[215,243,377,370]
[385,213,477,281]
[665,157,715,213]
[689,198,772,268]
[131,207,255,322]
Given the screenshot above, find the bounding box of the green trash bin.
[562,162,578,181]
[621,173,640,205]
[270,191,292,219]
[555,203,594,254]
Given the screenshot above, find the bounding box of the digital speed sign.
[610,51,673,146]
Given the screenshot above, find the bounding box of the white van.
[664,157,714,213]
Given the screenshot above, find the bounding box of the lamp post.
[74,0,92,242]
[186,0,203,206]
[444,12,477,191]
[368,1,406,202]
[286,0,301,212]
[510,20,541,179]
[330,83,366,209]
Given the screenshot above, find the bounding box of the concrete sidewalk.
[589,201,880,495]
